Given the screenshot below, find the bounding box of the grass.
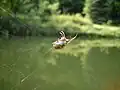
[40,14,120,38]
[81,24,120,37]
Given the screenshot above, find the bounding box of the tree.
[58,0,85,14]
[110,0,120,25]
[84,0,120,25]
[88,0,112,24]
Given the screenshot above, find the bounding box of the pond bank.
[1,24,120,39]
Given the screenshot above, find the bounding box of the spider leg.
[60,31,65,37]
[59,31,65,37]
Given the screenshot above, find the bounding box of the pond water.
[0,37,120,90]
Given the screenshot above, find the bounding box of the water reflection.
[85,47,120,90]
[0,39,120,90]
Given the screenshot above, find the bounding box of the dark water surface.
[0,38,120,90]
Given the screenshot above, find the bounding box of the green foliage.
[0,0,60,37]
[84,0,120,25]
[83,0,92,17]
[110,0,120,25]
[0,0,39,14]
[44,14,91,30]
[59,0,85,14]
[86,0,112,24]
[0,0,120,38]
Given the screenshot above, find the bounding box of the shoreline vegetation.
[1,14,120,39]
[0,0,120,39]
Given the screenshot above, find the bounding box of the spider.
[52,31,70,49]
